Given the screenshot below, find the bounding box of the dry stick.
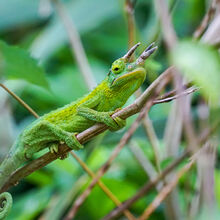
[125,0,162,190]
[0,84,134,219]
[0,67,173,193]
[153,87,198,104]
[52,0,96,90]
[68,86,198,219]
[1,68,195,196]
[139,144,210,220]
[193,0,218,39]
[65,102,153,220]
[135,88,162,174]
[139,158,194,220]
[70,151,136,220]
[64,69,172,220]
[125,0,162,177]
[154,1,198,220]
[0,83,39,119]
[52,0,134,216]
[125,0,136,50]
[101,120,220,220]
[53,0,135,216]
[102,151,189,220]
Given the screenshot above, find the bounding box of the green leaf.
[0,40,49,89]
[171,40,220,103]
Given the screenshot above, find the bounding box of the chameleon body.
[0,43,157,219]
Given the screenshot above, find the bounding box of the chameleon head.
[107,42,158,92]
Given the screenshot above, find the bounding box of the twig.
[0,67,198,195]
[52,0,96,90]
[139,158,194,220]
[69,152,135,220]
[193,0,218,39]
[125,0,136,51]
[128,141,163,191]
[135,88,161,173]
[102,151,189,220]
[0,67,173,193]
[142,116,161,173]
[0,82,134,219]
[153,87,198,104]
[0,83,39,119]
[102,106,220,220]
[64,69,171,219]
[139,144,210,220]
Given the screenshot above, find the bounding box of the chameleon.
[0,42,157,219]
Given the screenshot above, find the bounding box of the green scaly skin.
[0,43,156,219]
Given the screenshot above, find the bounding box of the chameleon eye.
[111,59,125,74]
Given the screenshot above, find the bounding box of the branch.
[0,83,39,119]
[193,0,218,39]
[102,151,189,220]
[69,152,135,220]
[101,117,220,220]
[0,67,173,193]
[51,0,96,90]
[64,68,172,219]
[139,143,211,220]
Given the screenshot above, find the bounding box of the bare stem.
[0,83,39,119]
[69,152,135,220]
[193,0,218,39]
[52,0,96,90]
[0,67,178,194]
[64,69,171,219]
[139,144,211,220]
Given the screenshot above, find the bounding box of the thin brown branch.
[102,151,189,220]
[125,0,136,51]
[0,83,131,218]
[193,0,218,39]
[153,87,198,104]
[102,117,220,220]
[64,70,171,219]
[0,67,173,194]
[0,83,39,119]
[52,0,96,90]
[142,116,161,173]
[139,143,211,220]
[69,152,136,220]
[139,158,194,220]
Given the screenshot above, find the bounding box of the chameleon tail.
[0,192,12,219]
[0,138,25,219]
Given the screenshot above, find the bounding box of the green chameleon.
[0,42,157,219]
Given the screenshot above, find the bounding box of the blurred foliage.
[0,0,220,219]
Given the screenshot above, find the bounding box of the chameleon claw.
[49,143,59,154]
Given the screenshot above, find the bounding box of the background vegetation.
[0,0,220,219]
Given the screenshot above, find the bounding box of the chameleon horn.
[136,43,158,65]
[122,42,141,61]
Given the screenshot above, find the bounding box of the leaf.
[0,40,50,89]
[171,40,220,103]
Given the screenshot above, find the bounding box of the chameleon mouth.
[111,67,146,86]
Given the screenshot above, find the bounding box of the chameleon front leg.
[77,107,126,131]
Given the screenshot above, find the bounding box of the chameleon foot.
[65,133,84,150]
[109,116,126,131]
[49,143,59,154]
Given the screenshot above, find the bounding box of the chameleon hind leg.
[38,121,84,151]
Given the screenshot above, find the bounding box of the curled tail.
[0,192,12,219]
[0,138,25,219]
